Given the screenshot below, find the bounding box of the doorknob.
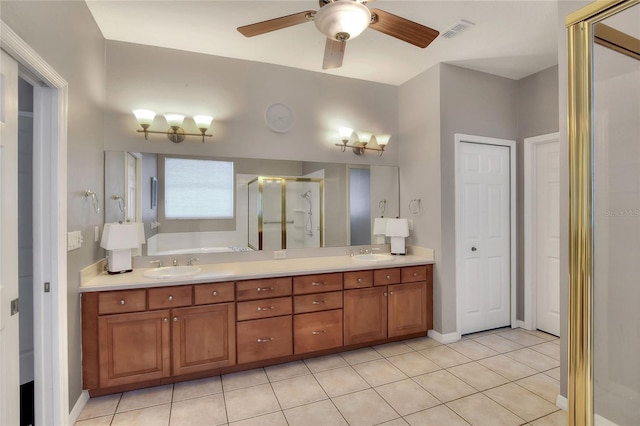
[471,247,477,251]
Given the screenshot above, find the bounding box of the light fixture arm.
[136,127,212,143]
[334,141,386,156]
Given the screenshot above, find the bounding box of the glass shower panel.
[592,5,640,424]
[262,178,283,250]
[248,179,258,250]
[286,180,321,249]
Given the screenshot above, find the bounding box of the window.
[164,157,234,219]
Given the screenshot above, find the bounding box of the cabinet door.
[98,310,171,388]
[343,287,387,345]
[388,282,427,338]
[172,303,236,376]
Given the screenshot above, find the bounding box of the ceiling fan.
[238,0,439,70]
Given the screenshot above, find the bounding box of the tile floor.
[76,328,565,426]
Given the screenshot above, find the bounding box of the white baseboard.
[515,320,531,330]
[69,390,90,424]
[556,394,567,411]
[427,329,461,344]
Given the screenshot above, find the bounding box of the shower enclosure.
[567,1,639,424]
[247,177,324,250]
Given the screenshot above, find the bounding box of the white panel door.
[460,142,511,334]
[0,49,21,426]
[535,141,560,336]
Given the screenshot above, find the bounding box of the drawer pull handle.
[257,306,274,311]
[257,287,274,292]
[311,330,326,335]
[168,295,173,301]
[212,291,218,296]
[357,278,362,283]
[312,300,326,305]
[163,317,168,323]
[173,316,178,322]
[311,282,324,286]
[386,275,391,279]
[119,299,125,305]
[257,337,274,343]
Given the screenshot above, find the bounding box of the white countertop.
[81,254,434,292]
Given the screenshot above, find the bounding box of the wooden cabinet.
[98,310,171,388]
[172,303,236,376]
[344,265,432,345]
[83,262,432,395]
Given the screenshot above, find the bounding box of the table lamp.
[101,223,145,274]
[385,218,410,255]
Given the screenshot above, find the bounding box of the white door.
[459,142,511,335]
[535,141,560,336]
[0,49,22,426]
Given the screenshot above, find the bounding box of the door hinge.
[10,298,19,316]
[44,282,51,293]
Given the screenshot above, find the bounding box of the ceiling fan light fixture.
[314,1,371,42]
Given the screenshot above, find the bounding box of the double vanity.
[80,253,434,396]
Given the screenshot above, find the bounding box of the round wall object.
[264,103,294,133]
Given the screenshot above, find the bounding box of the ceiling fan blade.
[369,8,439,48]
[238,10,315,37]
[323,38,346,70]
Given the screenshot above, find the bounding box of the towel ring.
[84,190,100,214]
[409,198,422,215]
[378,199,387,216]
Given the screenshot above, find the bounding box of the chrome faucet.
[188,257,199,266]
[149,259,162,268]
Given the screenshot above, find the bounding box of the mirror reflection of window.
[164,157,234,220]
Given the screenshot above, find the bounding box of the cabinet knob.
[257,306,274,311]
[389,291,394,295]
[386,275,391,279]
[257,287,273,292]
[311,330,326,335]
[173,316,178,322]
[163,317,168,323]
[312,300,325,305]
[357,278,362,283]
[168,295,173,301]
[119,299,125,305]
[413,272,418,277]
[212,291,218,296]
[311,282,324,286]
[257,337,274,343]
[384,292,388,297]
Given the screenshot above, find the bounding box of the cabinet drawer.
[236,277,292,301]
[237,316,292,364]
[194,282,235,305]
[148,286,192,310]
[401,266,428,283]
[373,268,401,286]
[344,270,373,289]
[294,309,343,354]
[237,297,292,321]
[294,291,343,314]
[98,289,146,315]
[293,273,342,295]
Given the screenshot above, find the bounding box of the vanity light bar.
[133,110,214,143]
[335,127,390,156]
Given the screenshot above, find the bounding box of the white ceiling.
[86,0,559,86]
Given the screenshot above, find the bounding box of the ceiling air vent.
[440,19,475,39]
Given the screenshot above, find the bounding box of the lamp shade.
[314,1,371,41]
[375,134,391,147]
[101,223,142,250]
[373,217,388,235]
[193,115,214,130]
[339,127,353,140]
[164,113,185,128]
[385,218,410,237]
[356,131,373,144]
[133,109,156,126]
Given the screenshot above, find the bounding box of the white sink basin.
[352,253,396,263]
[144,265,201,279]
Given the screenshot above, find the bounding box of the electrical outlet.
[94,226,100,242]
[408,220,414,231]
[67,230,83,251]
[274,250,286,259]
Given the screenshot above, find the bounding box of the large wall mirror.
[105,151,399,256]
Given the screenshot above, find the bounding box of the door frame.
[523,132,560,331]
[454,133,516,336]
[1,22,69,425]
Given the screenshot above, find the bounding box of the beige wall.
[1,0,107,409]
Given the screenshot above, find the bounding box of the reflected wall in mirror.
[104,151,399,256]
